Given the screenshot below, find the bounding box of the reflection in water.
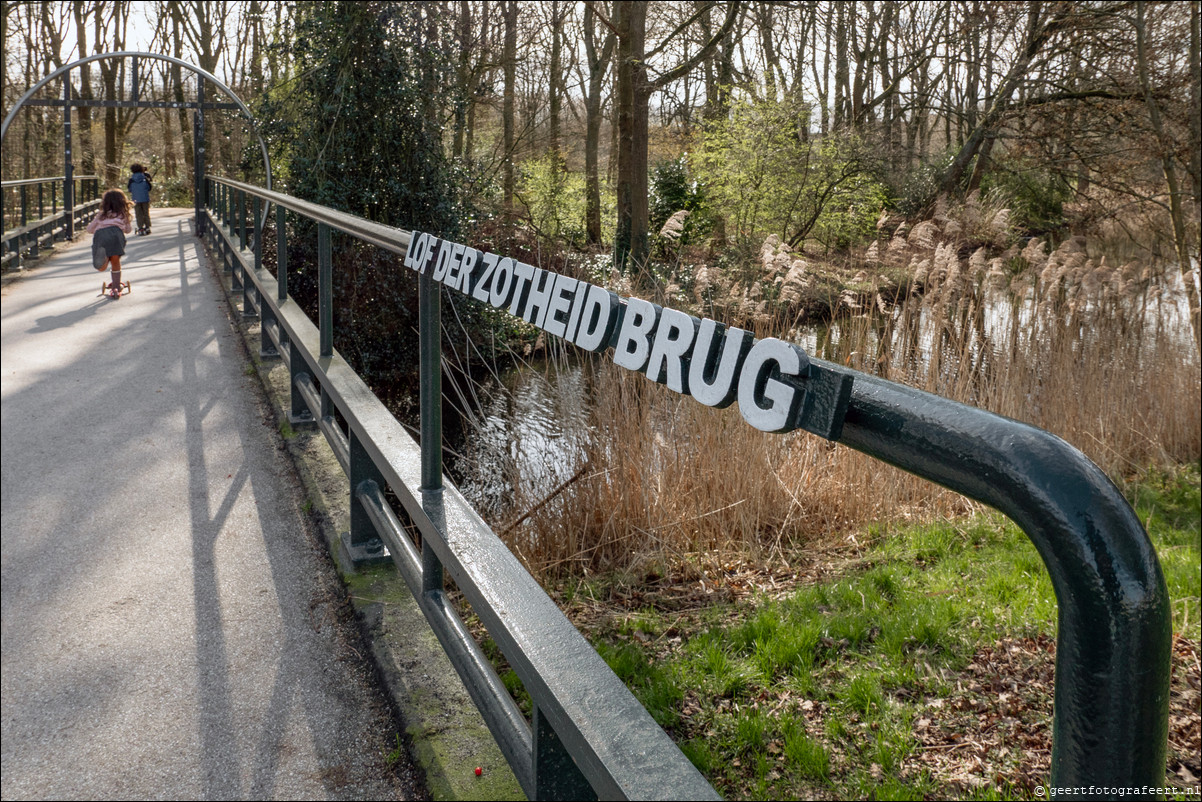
[448,266,1197,526]
[448,357,591,523]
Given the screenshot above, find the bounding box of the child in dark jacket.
[127,164,152,235]
[88,189,133,299]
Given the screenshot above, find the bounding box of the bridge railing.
[201,175,718,801]
[202,175,1170,801]
[1,175,101,270]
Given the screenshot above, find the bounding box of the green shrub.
[151,174,193,208]
[516,153,588,246]
[649,155,711,248]
[693,95,886,250]
[980,161,1073,234]
[892,150,955,218]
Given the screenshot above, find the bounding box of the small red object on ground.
[475,767,483,776]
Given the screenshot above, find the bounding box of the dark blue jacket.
[128,172,152,204]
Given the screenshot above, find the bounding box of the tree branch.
[650,1,742,90]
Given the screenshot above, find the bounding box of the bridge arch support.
[1,51,271,236]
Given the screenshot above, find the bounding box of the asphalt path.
[1,210,419,800]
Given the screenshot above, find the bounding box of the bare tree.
[939,2,1074,194]
[611,0,742,272]
[1134,0,1200,348]
[502,0,517,215]
[581,0,615,244]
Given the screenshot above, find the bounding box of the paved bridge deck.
[1,210,415,799]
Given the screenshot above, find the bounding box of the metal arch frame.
[1,51,271,231]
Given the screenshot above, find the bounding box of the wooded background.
[3,1,1198,288]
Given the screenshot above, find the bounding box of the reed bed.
[496,220,1200,578]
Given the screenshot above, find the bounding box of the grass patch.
[385,733,405,767]
[1123,465,1202,642]
[569,465,1200,800]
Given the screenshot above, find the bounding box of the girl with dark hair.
[87,189,133,299]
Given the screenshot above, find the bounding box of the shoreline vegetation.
[458,465,1200,800]
[484,190,1200,579]
[247,148,1199,799]
[5,1,1199,798]
[452,192,1201,800]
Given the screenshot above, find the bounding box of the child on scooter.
[88,189,133,299]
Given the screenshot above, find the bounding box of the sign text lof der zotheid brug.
[405,231,853,439]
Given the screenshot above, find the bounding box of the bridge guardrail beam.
[199,175,1170,800]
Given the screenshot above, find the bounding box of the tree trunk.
[613,0,648,272]
[160,101,178,179]
[267,2,281,84]
[548,0,562,157]
[249,0,263,95]
[814,6,830,134]
[466,0,489,161]
[850,1,869,125]
[582,1,614,245]
[100,54,119,184]
[170,2,193,177]
[1136,1,1201,351]
[940,3,1063,195]
[584,86,604,244]
[452,0,471,159]
[421,4,438,129]
[614,0,741,272]
[72,0,96,175]
[879,1,897,160]
[755,1,781,101]
[701,1,732,249]
[834,2,849,129]
[965,2,981,138]
[502,0,517,216]
[967,134,995,192]
[1189,0,1201,227]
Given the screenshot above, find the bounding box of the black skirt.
[92,227,126,268]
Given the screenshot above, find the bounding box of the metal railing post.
[266,202,289,361]
[419,268,445,595]
[222,188,230,273]
[258,202,277,358]
[318,222,335,426]
[226,184,235,251]
[238,188,247,253]
[18,183,25,258]
[345,434,388,565]
[533,704,596,801]
[194,76,206,237]
[244,196,260,318]
[63,77,74,240]
[276,202,288,301]
[318,222,333,360]
[231,190,245,292]
[21,186,34,261]
[289,354,313,426]
[831,363,1171,789]
[285,209,310,427]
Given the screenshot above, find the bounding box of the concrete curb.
[198,227,526,802]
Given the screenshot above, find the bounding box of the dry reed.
[498,217,1200,578]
